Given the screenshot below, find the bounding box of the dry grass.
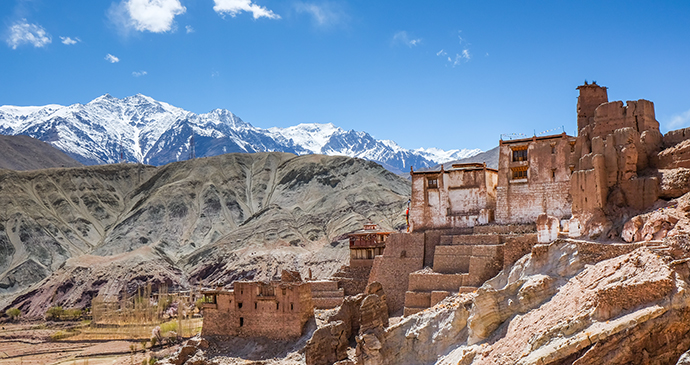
[69,318,202,341]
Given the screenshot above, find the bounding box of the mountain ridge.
[0,94,481,173]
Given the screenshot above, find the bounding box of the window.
[290,303,294,311]
[550,144,556,154]
[552,169,556,180]
[511,166,528,180]
[276,302,280,310]
[239,317,244,327]
[512,146,528,162]
[427,178,438,189]
[203,294,216,304]
[238,302,243,309]
[400,250,407,258]
[569,165,575,174]
[254,302,257,309]
[570,142,576,153]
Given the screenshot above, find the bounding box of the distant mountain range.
[0,94,481,173]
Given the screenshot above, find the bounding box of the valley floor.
[0,322,186,365]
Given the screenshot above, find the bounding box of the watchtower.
[576,81,608,133]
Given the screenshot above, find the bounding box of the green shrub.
[5,307,20,320]
[64,308,83,320]
[50,330,73,341]
[46,306,64,320]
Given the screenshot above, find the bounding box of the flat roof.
[500,132,575,145]
[412,166,498,174]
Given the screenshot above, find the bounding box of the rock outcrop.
[363,237,690,365]
[305,282,389,365]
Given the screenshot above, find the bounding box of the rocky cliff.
[369,237,690,365]
[0,152,411,317]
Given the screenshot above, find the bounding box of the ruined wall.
[201,292,239,337]
[368,233,424,315]
[330,261,373,297]
[310,280,344,309]
[570,88,664,233]
[202,281,313,340]
[410,166,497,231]
[496,134,577,224]
[577,82,609,132]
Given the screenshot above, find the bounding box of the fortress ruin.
[202,81,690,338]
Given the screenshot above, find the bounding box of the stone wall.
[310,280,344,309]
[496,134,577,224]
[201,278,313,340]
[330,260,376,297]
[368,233,425,315]
[410,165,497,231]
[502,233,538,270]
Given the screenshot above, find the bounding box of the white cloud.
[60,36,80,45]
[109,0,186,34]
[105,54,120,63]
[436,49,447,57]
[668,109,690,129]
[185,25,194,33]
[294,2,346,27]
[132,70,147,77]
[452,49,471,67]
[213,0,280,19]
[6,20,51,49]
[393,31,421,47]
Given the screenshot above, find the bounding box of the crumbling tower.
[576,81,608,133]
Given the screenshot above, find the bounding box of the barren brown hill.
[0,134,82,171]
[0,152,410,316]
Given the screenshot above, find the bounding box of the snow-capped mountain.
[0,94,481,173]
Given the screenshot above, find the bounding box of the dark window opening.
[238,302,243,309]
[427,178,438,189]
[254,302,257,310]
[551,169,556,180]
[570,142,576,153]
[290,303,294,311]
[512,167,528,180]
[551,144,556,154]
[400,250,407,258]
[239,317,244,327]
[512,148,528,162]
[276,302,280,310]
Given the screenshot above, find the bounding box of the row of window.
[237,301,295,311]
[510,142,577,162]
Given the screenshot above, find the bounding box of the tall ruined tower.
[576,82,608,133]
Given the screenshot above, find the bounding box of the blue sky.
[1,0,690,152]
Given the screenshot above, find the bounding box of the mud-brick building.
[201,270,313,339]
[410,163,498,231]
[495,132,578,224]
[312,224,392,308]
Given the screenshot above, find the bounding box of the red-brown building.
[200,270,313,340]
[348,223,391,261]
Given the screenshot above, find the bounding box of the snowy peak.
[414,147,483,164]
[268,123,343,154]
[0,94,482,172]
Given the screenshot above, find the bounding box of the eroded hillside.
[0,152,410,316]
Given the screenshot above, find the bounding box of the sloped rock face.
[370,238,690,365]
[0,152,410,315]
